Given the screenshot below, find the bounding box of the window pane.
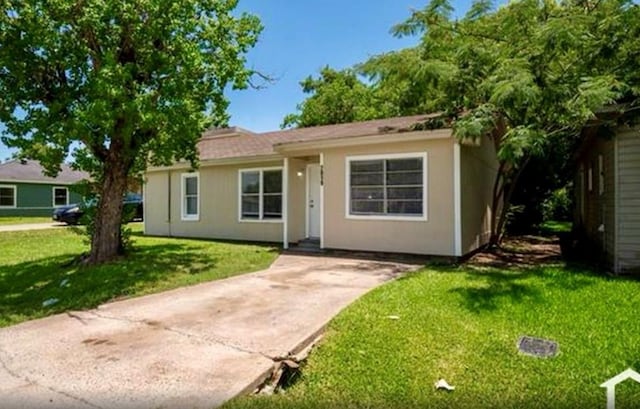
[185,176,198,195]
[387,186,422,200]
[241,195,259,218]
[242,172,260,194]
[386,158,422,171]
[351,187,384,200]
[0,187,14,206]
[387,200,423,215]
[54,188,67,206]
[186,197,198,215]
[263,170,282,194]
[386,171,422,186]
[351,172,384,186]
[263,194,282,218]
[351,160,383,173]
[351,200,384,214]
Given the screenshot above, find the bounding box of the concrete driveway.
[0,222,67,232]
[0,254,418,409]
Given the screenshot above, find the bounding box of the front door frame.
[305,163,322,239]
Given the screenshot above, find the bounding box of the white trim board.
[0,184,17,208]
[237,166,284,223]
[320,153,325,248]
[52,186,69,207]
[180,172,200,221]
[453,143,462,257]
[283,158,289,249]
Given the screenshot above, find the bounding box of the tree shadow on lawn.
[0,242,217,327]
[435,263,616,314]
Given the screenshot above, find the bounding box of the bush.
[542,187,572,222]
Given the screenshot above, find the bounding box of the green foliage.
[0,0,261,171]
[282,67,392,128]
[0,0,262,261]
[542,187,572,222]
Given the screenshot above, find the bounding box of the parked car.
[53,193,143,225]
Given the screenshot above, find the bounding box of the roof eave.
[274,128,452,154]
[146,153,283,173]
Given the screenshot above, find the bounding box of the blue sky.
[0,0,475,161]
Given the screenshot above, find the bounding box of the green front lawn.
[0,216,53,225]
[0,225,279,327]
[227,263,640,409]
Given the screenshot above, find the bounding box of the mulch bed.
[468,235,562,268]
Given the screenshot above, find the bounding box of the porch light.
[296,170,304,177]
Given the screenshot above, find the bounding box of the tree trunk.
[87,158,129,265]
[488,156,532,248]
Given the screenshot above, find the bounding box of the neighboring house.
[144,114,498,258]
[0,159,88,217]
[575,121,640,274]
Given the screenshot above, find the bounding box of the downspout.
[167,170,172,237]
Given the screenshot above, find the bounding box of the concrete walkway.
[0,254,418,409]
[0,222,67,232]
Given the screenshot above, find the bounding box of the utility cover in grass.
[517,336,559,358]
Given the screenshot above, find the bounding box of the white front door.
[307,164,321,238]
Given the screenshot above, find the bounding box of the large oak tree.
[0,0,262,263]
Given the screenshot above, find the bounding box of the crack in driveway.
[84,310,279,362]
[0,347,105,409]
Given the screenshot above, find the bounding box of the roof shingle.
[0,159,88,184]
[197,114,440,161]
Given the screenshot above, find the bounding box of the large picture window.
[240,168,283,221]
[346,153,427,220]
[181,173,199,220]
[0,185,16,208]
[53,187,68,207]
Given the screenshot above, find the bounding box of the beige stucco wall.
[144,160,284,242]
[321,137,456,256]
[460,136,498,254]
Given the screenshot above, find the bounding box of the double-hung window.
[0,185,16,208]
[346,153,427,220]
[240,168,283,221]
[181,173,199,221]
[53,187,68,207]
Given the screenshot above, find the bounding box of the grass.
[0,216,53,225]
[226,262,640,409]
[539,220,572,234]
[0,224,279,327]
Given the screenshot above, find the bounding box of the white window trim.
[238,166,284,223]
[181,172,200,221]
[345,152,428,222]
[0,184,17,208]
[52,186,69,207]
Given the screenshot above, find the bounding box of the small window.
[588,165,593,192]
[0,185,16,208]
[53,187,68,207]
[598,155,604,195]
[239,168,283,221]
[346,153,427,220]
[181,173,199,220]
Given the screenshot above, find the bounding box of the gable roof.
[197,114,443,161]
[0,159,88,185]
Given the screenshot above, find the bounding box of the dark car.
[53,193,143,225]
